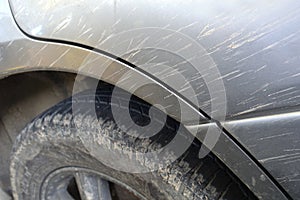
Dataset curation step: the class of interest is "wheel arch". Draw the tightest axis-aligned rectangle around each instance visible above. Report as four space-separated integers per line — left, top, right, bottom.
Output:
0 62 288 200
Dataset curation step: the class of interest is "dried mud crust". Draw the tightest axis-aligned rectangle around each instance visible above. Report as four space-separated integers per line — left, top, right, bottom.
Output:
10 85 256 200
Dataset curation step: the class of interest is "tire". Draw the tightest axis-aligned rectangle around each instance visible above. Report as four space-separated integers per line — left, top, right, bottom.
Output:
10 83 256 200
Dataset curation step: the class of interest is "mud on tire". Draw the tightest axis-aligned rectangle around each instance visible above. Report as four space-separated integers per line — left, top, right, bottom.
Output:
10 84 256 200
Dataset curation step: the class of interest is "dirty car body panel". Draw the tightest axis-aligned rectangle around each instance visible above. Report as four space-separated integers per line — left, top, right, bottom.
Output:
1 0 300 199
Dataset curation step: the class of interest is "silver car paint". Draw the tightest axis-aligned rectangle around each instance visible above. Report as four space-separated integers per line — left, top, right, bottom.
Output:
2 0 300 198
9 0 300 119
2 1 284 199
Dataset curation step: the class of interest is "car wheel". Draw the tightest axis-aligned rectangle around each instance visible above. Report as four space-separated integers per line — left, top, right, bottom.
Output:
10 84 255 200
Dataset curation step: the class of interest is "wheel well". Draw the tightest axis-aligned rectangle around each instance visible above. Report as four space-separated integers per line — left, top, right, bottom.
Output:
0 71 96 193
0 71 279 199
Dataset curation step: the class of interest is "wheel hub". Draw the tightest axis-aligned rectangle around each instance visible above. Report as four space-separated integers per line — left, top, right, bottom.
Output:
41 167 142 200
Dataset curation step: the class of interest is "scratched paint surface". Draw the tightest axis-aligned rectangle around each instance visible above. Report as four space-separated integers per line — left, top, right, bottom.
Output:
9 0 300 119
223 112 300 199
7 0 300 198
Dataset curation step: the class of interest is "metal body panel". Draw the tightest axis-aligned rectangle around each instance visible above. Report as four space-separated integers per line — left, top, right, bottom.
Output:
223 112 300 199
9 0 300 119
0 2 288 198
1 0 300 198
